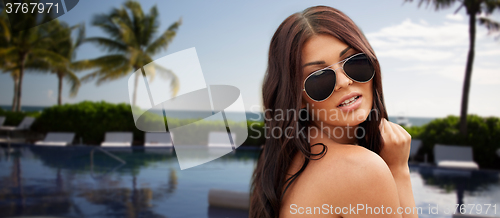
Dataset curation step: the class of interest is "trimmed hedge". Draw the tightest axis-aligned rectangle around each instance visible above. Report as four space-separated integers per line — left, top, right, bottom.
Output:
404 115 500 169
31 101 142 144
6 101 266 146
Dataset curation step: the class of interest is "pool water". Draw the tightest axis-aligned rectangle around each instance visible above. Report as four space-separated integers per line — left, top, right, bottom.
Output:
0 145 499 218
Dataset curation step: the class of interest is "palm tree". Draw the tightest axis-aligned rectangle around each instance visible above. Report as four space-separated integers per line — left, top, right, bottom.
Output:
0 0 67 111
406 0 500 136
39 20 94 105
83 0 182 106
0 11 19 111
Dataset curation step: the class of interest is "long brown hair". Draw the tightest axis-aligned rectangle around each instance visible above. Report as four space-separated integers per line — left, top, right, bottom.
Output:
249 5 388 218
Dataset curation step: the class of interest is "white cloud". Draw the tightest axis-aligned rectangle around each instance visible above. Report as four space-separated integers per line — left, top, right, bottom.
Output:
47 89 54 99
445 13 464 21
367 18 469 48
366 17 500 85
367 14 500 117
477 48 500 57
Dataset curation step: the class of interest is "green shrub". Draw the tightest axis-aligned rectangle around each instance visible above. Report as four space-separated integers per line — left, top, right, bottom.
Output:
31 101 141 144
406 115 500 169
23 101 264 146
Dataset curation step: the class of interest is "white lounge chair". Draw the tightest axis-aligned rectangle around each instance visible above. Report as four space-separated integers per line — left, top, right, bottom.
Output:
208 131 236 148
35 132 75 146
144 132 173 147
409 139 422 162
101 132 133 147
0 116 5 126
0 116 36 144
0 116 35 131
434 144 479 170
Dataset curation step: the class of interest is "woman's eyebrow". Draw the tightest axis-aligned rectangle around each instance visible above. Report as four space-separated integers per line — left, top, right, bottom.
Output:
339 46 351 57
302 46 352 68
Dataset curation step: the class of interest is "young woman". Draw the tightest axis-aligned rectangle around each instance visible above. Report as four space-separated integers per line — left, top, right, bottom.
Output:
250 5 418 218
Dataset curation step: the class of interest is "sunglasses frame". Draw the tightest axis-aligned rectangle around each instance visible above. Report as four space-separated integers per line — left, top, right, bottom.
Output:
302 53 375 102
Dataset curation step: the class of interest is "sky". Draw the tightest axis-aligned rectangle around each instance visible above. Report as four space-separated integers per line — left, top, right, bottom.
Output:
0 0 499 118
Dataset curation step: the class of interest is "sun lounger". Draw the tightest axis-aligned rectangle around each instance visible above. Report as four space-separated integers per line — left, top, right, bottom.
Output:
0 116 35 131
208 132 236 148
434 144 479 169
409 139 422 162
100 132 133 147
144 132 173 147
35 132 75 146
0 116 36 144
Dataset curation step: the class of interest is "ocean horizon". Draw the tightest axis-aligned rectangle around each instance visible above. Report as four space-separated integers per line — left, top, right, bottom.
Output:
1 105 437 127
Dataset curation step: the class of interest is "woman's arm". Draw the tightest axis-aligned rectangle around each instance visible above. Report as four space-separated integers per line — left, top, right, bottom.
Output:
389 165 417 218
379 118 418 218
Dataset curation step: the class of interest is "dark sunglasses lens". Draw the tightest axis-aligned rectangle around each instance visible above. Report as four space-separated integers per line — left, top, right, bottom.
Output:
305 69 336 101
343 54 375 82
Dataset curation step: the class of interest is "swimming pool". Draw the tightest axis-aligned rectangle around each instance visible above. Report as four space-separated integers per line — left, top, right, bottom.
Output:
0 144 499 218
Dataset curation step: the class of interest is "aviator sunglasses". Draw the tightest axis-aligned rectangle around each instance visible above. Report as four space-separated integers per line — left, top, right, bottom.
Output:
303 53 375 102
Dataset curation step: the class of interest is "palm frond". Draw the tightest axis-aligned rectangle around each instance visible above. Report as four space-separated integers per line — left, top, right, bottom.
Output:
74 23 86 48
112 17 139 47
85 37 128 53
71 59 100 71
479 17 500 38
142 5 159 45
483 0 500 14
30 48 69 66
0 11 11 42
64 70 81 97
95 63 134 85
91 12 122 38
149 63 180 97
0 47 17 57
146 17 182 55
80 54 132 84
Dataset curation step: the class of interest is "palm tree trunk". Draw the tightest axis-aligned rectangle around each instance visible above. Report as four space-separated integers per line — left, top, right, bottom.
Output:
459 7 477 136
11 75 19 112
132 70 140 106
16 53 27 112
57 72 64 105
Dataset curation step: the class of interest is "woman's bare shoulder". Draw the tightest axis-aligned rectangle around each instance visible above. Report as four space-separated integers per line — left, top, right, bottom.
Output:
309 141 389 175
281 142 401 217
307 142 399 205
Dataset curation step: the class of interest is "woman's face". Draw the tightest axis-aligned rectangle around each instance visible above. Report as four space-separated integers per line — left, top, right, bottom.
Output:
301 34 373 127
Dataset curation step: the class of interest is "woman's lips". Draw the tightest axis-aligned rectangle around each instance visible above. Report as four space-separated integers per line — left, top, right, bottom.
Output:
337 95 362 112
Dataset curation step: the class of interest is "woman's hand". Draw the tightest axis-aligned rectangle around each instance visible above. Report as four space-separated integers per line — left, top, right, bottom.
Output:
378 118 412 172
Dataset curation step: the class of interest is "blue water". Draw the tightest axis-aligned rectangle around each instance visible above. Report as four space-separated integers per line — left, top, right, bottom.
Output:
0 144 499 218
0 105 437 126
0 105 46 113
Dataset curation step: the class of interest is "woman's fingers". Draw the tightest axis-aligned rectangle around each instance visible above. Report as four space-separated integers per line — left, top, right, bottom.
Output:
391 122 411 143
384 119 396 141
378 117 412 169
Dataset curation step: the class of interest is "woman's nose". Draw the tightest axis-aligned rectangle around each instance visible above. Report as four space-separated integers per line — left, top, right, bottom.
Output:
334 68 353 91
